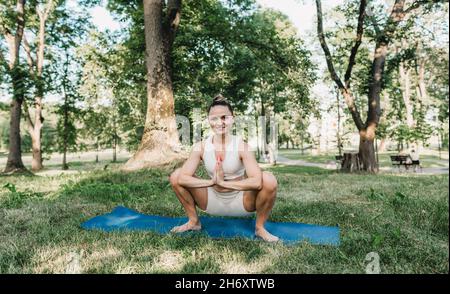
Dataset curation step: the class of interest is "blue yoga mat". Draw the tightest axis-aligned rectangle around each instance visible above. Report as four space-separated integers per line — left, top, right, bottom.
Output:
81 206 340 246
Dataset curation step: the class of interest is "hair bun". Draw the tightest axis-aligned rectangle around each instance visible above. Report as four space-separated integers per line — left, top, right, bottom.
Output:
208 94 234 115
213 94 226 102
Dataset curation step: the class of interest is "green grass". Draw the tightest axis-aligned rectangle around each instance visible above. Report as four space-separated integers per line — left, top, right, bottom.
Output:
0 163 448 273
278 150 335 164
279 149 449 168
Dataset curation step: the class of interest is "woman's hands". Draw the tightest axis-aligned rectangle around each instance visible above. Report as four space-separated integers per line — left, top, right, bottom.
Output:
212 156 236 192
212 156 225 186
212 155 247 192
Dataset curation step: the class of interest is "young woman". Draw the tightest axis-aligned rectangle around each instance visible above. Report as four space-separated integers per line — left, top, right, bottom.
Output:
169 95 279 242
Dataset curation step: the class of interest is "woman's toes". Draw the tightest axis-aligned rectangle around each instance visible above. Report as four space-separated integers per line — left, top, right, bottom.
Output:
170 222 202 233
255 227 280 242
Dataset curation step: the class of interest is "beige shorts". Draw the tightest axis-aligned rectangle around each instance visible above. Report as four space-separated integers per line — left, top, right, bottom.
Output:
203 187 254 217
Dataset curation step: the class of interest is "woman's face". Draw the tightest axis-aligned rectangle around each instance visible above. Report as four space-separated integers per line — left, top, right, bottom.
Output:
208 105 234 135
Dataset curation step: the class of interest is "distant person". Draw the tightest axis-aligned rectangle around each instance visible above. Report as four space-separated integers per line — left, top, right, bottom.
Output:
409 148 419 161
409 148 420 171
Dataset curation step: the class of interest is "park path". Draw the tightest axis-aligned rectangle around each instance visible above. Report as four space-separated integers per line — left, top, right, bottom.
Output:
0 149 132 176
276 154 335 169
275 154 449 175
0 150 447 176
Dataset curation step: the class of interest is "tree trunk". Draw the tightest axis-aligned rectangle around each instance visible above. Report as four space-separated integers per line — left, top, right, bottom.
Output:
4 97 26 173
415 45 428 105
255 112 260 161
341 152 360 172
300 133 304 155
415 53 428 148
398 43 415 128
123 0 185 171
362 39 388 173
378 138 386 152
259 98 268 161
26 95 44 171
96 137 99 163
62 99 69 170
437 130 442 159
30 123 43 171
62 150 68 170
30 11 47 171
267 115 277 165
336 86 342 156
113 136 117 163
3 1 27 174
358 126 378 172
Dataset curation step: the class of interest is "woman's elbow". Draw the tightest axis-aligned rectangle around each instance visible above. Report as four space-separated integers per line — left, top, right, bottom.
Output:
177 174 186 186
255 177 263 190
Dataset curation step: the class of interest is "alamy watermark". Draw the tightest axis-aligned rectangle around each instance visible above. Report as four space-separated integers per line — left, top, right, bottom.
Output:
65 251 82 274
173 108 280 161
365 252 381 274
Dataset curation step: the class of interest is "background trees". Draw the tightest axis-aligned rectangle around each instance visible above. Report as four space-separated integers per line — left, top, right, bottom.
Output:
0 0 448 173
1 0 96 173
315 0 447 172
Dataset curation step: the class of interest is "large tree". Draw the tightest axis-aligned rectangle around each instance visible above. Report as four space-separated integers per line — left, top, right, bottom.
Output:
315 0 445 172
21 0 94 171
121 0 183 170
0 0 27 173
21 0 56 171
107 0 316 167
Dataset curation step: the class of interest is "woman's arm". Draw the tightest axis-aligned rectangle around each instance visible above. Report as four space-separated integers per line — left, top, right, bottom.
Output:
215 142 262 191
213 175 245 191
178 142 214 188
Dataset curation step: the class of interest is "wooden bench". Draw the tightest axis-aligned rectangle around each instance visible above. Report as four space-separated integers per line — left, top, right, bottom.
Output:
335 155 343 170
390 155 421 171
341 153 361 172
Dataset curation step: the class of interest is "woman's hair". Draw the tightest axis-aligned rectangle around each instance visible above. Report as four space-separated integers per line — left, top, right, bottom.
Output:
207 94 233 115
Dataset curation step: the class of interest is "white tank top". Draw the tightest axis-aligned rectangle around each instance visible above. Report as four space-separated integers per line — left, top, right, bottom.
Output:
202 134 246 180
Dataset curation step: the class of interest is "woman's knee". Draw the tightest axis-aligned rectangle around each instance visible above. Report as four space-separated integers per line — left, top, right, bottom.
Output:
169 168 181 187
262 171 278 194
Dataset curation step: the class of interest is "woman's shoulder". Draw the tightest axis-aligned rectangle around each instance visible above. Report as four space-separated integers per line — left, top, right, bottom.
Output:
192 135 213 157
236 135 255 153
192 138 207 153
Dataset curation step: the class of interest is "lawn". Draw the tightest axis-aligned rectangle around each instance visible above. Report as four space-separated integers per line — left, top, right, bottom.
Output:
279 149 449 168
0 162 448 273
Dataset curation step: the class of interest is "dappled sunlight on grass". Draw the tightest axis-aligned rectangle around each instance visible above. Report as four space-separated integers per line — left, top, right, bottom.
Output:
278 149 449 169
264 164 335 175
0 160 448 273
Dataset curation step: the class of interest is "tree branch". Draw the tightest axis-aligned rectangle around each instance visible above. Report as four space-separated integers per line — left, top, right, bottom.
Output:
365 0 408 129
14 0 26 55
344 0 367 88
315 0 365 130
2 29 15 60
315 0 345 90
0 23 11 39
404 0 444 14
365 7 382 37
21 34 36 75
382 0 407 42
22 99 35 131
38 0 54 22
0 49 6 69
166 0 181 47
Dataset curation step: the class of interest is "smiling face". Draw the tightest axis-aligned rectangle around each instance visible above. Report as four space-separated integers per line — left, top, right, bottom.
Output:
208 105 234 135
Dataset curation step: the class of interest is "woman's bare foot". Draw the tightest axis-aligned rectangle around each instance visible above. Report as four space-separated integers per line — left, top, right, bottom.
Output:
170 221 202 233
255 227 280 242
